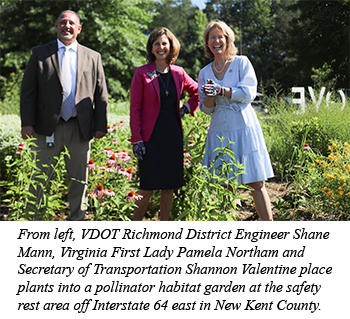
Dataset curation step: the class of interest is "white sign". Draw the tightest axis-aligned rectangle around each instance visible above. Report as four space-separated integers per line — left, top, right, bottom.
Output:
292 87 346 113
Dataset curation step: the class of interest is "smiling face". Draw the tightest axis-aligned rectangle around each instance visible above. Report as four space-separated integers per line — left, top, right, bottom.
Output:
207 27 227 57
152 34 170 62
55 12 82 46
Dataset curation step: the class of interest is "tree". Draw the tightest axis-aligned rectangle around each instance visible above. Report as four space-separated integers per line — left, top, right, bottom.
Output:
203 0 299 92
0 0 155 101
147 0 208 80
284 0 349 90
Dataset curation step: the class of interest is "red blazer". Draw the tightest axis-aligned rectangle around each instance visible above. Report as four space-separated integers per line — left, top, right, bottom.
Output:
129 62 199 143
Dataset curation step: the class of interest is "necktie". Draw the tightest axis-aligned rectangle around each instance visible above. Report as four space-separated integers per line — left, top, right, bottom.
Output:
61 47 73 121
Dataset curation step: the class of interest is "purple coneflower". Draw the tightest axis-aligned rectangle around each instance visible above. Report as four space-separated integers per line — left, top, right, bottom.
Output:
105 164 117 172
303 143 311 150
86 159 95 170
184 156 192 167
106 153 117 165
102 147 114 157
119 168 132 180
104 189 115 196
125 190 143 202
117 149 131 162
188 141 195 147
16 143 25 154
108 124 118 132
93 184 105 197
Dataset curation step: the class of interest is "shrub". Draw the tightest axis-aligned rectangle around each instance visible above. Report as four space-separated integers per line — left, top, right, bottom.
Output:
84 120 139 221
0 70 23 115
0 114 22 183
260 89 350 178
172 135 250 221
0 139 70 220
306 140 350 220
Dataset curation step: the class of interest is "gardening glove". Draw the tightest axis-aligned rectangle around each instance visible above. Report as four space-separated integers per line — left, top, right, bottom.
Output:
132 141 146 161
202 79 225 97
180 103 190 118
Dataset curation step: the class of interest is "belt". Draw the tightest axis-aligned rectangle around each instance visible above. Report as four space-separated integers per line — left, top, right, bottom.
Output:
59 117 77 122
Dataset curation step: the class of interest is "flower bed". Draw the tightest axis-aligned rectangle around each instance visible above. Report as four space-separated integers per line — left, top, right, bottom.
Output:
1 96 350 221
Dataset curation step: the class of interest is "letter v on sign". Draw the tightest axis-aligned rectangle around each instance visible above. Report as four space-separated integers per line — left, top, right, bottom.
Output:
308 86 325 112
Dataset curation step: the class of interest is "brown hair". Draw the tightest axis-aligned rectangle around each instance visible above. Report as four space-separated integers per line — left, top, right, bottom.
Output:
203 20 238 59
146 28 180 64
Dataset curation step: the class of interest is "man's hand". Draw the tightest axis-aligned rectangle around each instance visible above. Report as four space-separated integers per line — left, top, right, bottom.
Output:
94 131 106 139
21 126 35 139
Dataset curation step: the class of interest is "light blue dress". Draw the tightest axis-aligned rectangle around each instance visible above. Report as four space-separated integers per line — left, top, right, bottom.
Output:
198 55 274 185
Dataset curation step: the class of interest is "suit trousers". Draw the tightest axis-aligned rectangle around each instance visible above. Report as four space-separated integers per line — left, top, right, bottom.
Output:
26 118 90 220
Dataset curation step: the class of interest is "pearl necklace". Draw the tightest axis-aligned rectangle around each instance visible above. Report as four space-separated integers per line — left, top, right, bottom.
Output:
212 59 228 74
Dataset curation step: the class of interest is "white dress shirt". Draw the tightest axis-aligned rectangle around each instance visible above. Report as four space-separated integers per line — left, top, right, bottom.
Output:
57 39 78 117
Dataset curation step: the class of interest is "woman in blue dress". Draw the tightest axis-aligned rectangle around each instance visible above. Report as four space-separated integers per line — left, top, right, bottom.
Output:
199 20 274 221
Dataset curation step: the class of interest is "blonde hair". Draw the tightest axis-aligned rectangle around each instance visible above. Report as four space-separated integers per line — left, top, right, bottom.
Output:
146 28 180 64
203 20 238 59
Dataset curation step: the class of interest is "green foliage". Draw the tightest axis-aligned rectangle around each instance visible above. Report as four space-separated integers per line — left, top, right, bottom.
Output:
0 115 22 182
0 139 70 220
172 113 250 220
311 60 339 92
0 108 250 221
306 140 350 220
108 96 130 116
1 0 347 105
290 118 328 156
2 83 350 220
260 87 350 179
0 0 155 101
85 119 138 221
173 164 243 221
204 0 300 92
0 116 140 221
147 0 208 80
284 0 349 89
78 0 155 99
272 138 350 221
0 70 23 115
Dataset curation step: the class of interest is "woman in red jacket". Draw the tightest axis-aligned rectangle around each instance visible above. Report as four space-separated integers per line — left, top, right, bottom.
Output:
129 28 199 221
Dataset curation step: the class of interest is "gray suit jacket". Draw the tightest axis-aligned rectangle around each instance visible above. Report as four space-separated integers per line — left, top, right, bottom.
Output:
20 40 108 141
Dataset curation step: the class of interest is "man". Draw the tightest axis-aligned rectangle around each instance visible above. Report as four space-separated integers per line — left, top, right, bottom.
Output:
20 10 108 220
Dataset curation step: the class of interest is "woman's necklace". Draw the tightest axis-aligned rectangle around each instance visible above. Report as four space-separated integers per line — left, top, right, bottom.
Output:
212 59 228 74
157 71 170 96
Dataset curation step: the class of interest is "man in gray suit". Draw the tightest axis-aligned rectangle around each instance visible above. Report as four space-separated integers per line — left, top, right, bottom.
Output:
20 10 108 220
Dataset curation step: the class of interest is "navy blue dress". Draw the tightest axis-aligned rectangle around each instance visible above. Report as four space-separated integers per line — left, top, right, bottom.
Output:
139 72 184 190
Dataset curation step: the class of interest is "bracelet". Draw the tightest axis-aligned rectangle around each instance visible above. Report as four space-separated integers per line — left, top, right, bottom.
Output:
221 87 226 97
